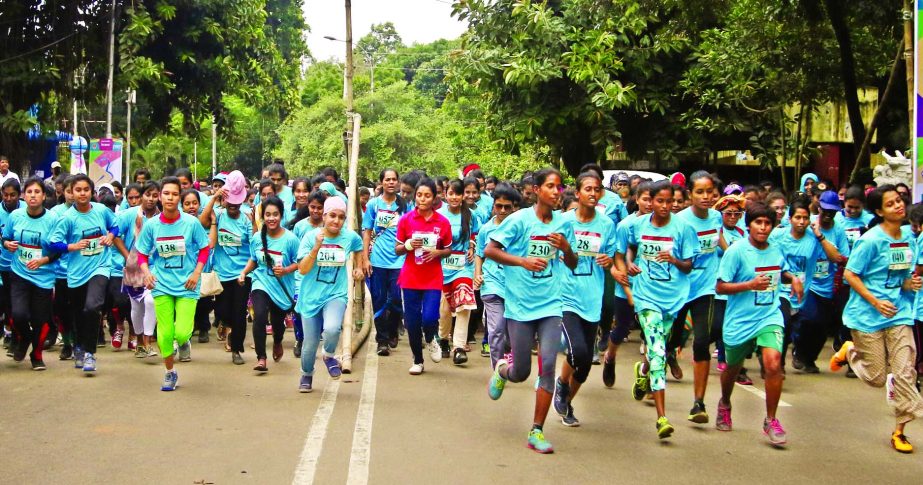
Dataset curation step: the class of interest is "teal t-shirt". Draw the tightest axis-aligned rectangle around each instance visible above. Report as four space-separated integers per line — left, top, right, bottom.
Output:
677 207 723 300
844 225 916 333
135 212 209 300
560 210 616 322
295 228 363 317
810 220 850 299
0 200 25 272
489 207 575 322
437 206 481 284
613 212 639 299
597 189 628 228
248 229 300 310
361 196 405 270
626 213 699 316
715 224 747 301
3 207 59 289
834 210 873 250
115 207 158 266
50 202 116 287
49 203 70 280
213 208 253 282
717 238 785 346
768 227 822 310
476 217 506 299
293 217 321 241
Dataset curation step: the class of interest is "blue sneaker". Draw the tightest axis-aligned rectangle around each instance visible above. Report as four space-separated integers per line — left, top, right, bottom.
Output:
299 375 313 393
323 356 342 379
488 359 508 400
74 347 85 369
82 352 96 373
161 370 178 391
553 378 570 416
527 428 554 454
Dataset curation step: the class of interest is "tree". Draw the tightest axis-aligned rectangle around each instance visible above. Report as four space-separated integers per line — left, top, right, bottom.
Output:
356 22 403 66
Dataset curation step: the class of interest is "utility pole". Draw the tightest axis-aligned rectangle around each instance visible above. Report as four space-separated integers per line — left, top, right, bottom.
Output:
105 0 117 138
903 0 914 148
125 89 135 185
211 116 217 180
345 0 354 115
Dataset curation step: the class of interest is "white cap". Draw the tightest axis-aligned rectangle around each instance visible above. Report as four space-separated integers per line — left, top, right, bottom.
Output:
51 161 62 169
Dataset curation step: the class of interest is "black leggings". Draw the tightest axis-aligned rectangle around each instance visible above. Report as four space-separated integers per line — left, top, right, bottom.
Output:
251 290 289 360
9 273 53 358
607 295 635 345
69 275 108 354
105 276 130 335
0 270 12 329
195 296 214 334
670 294 716 362
217 278 251 353
53 278 73 343
562 311 597 384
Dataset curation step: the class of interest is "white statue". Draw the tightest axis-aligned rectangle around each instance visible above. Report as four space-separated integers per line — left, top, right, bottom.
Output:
874 149 912 187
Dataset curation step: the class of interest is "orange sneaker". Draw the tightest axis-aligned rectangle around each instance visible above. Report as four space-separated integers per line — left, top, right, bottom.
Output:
829 341 853 372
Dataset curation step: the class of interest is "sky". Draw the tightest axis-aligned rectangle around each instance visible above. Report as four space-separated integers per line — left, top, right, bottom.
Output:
303 0 468 62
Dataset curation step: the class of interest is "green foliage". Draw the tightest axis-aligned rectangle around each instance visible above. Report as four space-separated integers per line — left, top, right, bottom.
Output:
356 22 404 66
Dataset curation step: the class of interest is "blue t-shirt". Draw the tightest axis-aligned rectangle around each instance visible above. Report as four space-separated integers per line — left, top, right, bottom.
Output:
49 203 70 280
676 207 723 300
248 229 300 310
597 189 628 228
293 217 321 241
135 212 209 300
627 213 699 316
361 196 405 269
844 225 916 333
811 221 850 299
768 227 822 310
489 207 575 322
295 228 363 317
476 217 506 299
50 202 116 287
715 224 747 301
3 208 59 289
834 210 873 250
0 201 25 272
718 238 785 346
213 208 253 282
115 207 158 263
437 206 481 283
560 210 616 322
613 212 640 299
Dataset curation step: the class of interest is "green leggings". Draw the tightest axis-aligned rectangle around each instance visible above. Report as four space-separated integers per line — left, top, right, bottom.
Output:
638 309 674 392
154 295 197 358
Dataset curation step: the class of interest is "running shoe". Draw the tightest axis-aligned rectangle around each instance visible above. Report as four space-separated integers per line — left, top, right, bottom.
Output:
829 340 853 372
299 375 313 393
178 342 192 362
631 361 648 401
30 356 46 371
161 370 178 391
688 400 709 424
293 340 302 358
592 353 600 365
736 372 753 385
82 352 96 373
526 428 554 454
892 431 913 453
716 361 727 373
553 378 570 417
803 362 820 374
562 404 580 427
715 400 732 431
59 344 73 361
602 355 616 388
377 343 390 356
74 347 85 368
427 340 442 363
762 417 787 446
232 352 244 365
488 359 508 400
408 363 424 375
111 329 124 349
480 343 490 357
439 338 450 359
886 373 896 407
791 354 805 370
253 358 268 373
656 416 674 439
135 346 149 359
388 337 398 349
217 323 227 341
452 348 468 365
127 338 137 351
667 353 683 380
272 342 283 362
324 356 342 379
198 331 209 344
147 346 158 358
12 345 27 362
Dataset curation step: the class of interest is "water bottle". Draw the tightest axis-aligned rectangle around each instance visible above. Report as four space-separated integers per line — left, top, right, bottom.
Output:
415 247 424 265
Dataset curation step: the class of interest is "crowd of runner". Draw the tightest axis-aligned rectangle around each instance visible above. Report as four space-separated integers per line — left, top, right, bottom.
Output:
2 157 922 455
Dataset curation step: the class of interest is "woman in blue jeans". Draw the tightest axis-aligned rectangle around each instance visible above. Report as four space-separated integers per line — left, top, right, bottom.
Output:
295 196 367 392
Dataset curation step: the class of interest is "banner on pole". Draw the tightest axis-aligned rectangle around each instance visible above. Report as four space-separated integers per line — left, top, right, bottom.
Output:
915 1 922 200
88 138 123 186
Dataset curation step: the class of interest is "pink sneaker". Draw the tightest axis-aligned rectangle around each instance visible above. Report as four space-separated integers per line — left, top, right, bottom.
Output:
763 417 787 445
111 329 124 349
127 338 137 351
716 361 727 373
715 400 732 431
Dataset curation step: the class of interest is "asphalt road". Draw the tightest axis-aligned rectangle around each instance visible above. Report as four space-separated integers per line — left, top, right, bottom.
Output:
1 330 922 484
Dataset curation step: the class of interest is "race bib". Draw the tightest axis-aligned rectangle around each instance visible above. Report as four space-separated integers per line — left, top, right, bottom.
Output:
527 235 555 260
845 228 861 246
81 235 104 257
697 229 719 254
156 236 186 258
814 259 830 277
754 266 781 293
317 244 346 267
17 244 41 264
444 251 466 270
375 210 397 229
639 235 673 262
412 231 437 250
264 249 284 269
575 231 602 257
889 242 913 271
218 229 242 247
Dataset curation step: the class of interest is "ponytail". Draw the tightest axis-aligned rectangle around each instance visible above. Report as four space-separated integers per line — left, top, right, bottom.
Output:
448 179 471 243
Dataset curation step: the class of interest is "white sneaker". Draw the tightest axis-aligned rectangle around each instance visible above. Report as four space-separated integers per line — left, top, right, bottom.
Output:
886 373 896 406
427 340 442 363
409 363 424 375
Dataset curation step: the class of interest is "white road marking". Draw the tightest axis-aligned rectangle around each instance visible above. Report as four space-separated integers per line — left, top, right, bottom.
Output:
736 383 792 407
346 336 379 485
292 378 341 484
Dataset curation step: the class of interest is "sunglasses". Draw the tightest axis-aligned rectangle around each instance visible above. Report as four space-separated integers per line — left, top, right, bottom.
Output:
722 211 743 217
494 203 514 211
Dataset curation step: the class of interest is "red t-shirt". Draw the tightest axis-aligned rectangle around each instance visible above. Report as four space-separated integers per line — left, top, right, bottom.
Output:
396 209 453 290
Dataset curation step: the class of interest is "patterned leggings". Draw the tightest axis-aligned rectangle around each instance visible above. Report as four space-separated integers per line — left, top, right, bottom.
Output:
638 309 674 392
